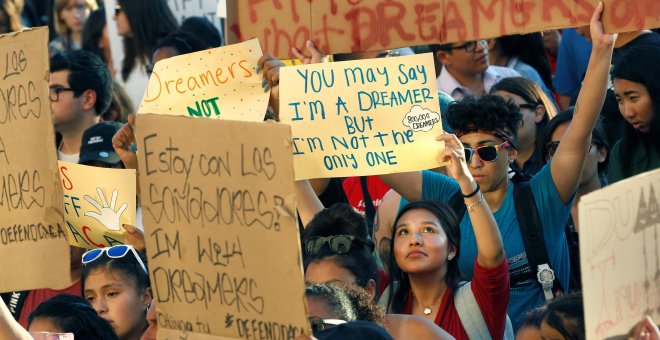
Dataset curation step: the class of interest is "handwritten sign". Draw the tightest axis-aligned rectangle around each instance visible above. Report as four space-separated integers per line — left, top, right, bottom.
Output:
138 39 269 122
579 168 660 340
57 161 136 249
0 28 71 292
279 53 444 180
227 0 660 59
136 114 310 339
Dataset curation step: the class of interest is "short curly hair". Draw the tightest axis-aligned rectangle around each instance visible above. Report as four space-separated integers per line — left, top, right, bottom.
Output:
447 95 522 147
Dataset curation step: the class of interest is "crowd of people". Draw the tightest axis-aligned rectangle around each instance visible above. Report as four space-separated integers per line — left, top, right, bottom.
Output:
1 0 660 339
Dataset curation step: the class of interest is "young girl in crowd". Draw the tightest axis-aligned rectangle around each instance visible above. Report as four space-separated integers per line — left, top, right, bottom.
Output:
609 45 660 183
50 0 97 55
490 77 558 178
113 0 178 81
379 3 614 329
82 245 152 340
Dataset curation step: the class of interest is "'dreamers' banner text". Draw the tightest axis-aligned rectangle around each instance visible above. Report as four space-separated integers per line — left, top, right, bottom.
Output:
227 0 660 59
579 168 660 340
136 115 310 339
280 53 444 180
0 28 71 292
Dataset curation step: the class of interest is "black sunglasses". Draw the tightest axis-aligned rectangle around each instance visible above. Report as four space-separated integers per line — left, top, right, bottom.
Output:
464 141 511 163
305 235 354 255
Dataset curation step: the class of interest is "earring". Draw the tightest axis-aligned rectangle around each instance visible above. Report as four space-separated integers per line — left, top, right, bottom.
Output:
447 254 454 260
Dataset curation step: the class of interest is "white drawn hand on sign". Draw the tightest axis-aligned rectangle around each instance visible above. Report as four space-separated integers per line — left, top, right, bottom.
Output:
84 188 128 231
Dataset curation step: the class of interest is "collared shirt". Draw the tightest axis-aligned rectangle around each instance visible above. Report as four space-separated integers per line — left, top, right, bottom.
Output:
437 65 520 101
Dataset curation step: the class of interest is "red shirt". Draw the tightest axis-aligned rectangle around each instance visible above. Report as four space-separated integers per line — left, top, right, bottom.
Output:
18 280 82 328
402 259 509 340
342 176 391 215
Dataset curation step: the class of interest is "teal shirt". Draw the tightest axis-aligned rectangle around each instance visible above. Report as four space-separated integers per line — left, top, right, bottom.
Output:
608 140 660 184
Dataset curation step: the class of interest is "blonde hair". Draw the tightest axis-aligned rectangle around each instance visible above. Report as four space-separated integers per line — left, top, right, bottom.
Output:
53 0 97 35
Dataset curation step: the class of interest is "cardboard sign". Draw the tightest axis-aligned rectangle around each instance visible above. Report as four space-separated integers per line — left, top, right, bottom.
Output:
138 39 269 122
579 168 660 340
57 161 136 249
227 0 660 59
279 53 444 180
0 28 71 292
136 114 310 339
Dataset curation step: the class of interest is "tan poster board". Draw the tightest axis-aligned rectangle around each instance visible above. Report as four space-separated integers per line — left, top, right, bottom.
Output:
227 0 660 59
57 161 136 249
136 114 310 339
579 168 660 340
0 28 71 292
138 39 269 122
279 53 444 180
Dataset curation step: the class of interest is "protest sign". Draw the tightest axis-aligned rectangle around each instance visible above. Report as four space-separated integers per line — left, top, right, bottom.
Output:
57 161 136 249
0 28 71 292
279 53 444 180
136 114 310 339
227 0 660 59
138 39 269 122
579 168 660 340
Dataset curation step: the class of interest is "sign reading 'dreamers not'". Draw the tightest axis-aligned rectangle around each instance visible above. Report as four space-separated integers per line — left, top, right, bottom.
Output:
0 28 71 292
138 39 269 122
279 52 445 180
579 168 660 340
136 114 310 339
227 0 660 59
58 161 136 249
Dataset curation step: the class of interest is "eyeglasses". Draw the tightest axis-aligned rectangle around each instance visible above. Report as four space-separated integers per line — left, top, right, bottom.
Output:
49 86 75 102
546 141 594 158
82 245 147 274
464 141 511 163
448 40 488 53
308 317 346 333
114 4 122 16
304 235 354 255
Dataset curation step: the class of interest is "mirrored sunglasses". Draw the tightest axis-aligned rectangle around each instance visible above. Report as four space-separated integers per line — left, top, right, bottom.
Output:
305 235 355 255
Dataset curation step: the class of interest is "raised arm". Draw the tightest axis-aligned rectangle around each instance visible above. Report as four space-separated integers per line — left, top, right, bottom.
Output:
378 171 423 202
295 179 325 227
551 1 615 203
438 134 504 268
0 299 31 340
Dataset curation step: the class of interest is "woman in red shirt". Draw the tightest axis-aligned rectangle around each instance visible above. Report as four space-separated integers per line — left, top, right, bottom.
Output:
383 132 510 340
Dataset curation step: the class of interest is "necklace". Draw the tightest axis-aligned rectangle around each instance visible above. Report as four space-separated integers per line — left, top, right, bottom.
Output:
412 292 443 315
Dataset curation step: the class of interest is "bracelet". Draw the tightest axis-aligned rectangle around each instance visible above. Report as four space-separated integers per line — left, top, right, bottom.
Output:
466 196 483 213
462 183 480 198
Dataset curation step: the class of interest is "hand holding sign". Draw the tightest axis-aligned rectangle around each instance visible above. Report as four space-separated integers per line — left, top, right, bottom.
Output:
84 188 128 231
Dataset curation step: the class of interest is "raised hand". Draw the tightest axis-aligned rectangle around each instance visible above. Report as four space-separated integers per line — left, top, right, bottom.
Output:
436 133 472 183
112 113 137 169
291 40 326 65
84 188 128 231
590 1 617 50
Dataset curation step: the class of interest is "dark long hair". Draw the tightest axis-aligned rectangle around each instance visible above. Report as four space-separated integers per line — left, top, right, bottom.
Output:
117 0 178 80
611 45 660 178
497 33 554 91
386 201 462 313
81 8 106 63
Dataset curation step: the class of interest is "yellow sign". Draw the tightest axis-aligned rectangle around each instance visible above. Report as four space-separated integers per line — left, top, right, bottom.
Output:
139 39 269 122
579 168 660 340
136 114 310 339
0 28 71 292
279 53 444 180
58 161 136 249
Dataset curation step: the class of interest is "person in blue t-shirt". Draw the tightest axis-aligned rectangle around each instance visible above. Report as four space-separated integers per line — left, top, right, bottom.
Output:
379 3 615 330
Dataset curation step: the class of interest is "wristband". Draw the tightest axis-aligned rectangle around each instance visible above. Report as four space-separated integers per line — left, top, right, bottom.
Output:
462 183 480 198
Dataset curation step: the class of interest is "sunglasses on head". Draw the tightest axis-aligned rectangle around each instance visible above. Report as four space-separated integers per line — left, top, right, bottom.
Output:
464 141 511 163
308 317 346 333
305 235 354 255
82 245 147 274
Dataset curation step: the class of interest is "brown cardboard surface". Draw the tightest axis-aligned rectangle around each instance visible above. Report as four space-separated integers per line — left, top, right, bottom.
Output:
579 168 660 340
0 28 71 292
226 0 660 59
136 115 310 339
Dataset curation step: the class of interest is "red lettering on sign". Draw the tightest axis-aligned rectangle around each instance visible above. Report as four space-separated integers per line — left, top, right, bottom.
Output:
82 225 106 248
470 0 506 38
511 0 535 28
442 1 468 42
610 0 637 29
376 1 416 46
543 0 575 25
345 7 378 51
264 19 310 57
59 166 73 191
415 3 441 41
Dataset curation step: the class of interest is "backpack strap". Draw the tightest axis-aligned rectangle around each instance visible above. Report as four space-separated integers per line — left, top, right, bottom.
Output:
513 182 563 300
454 282 515 340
